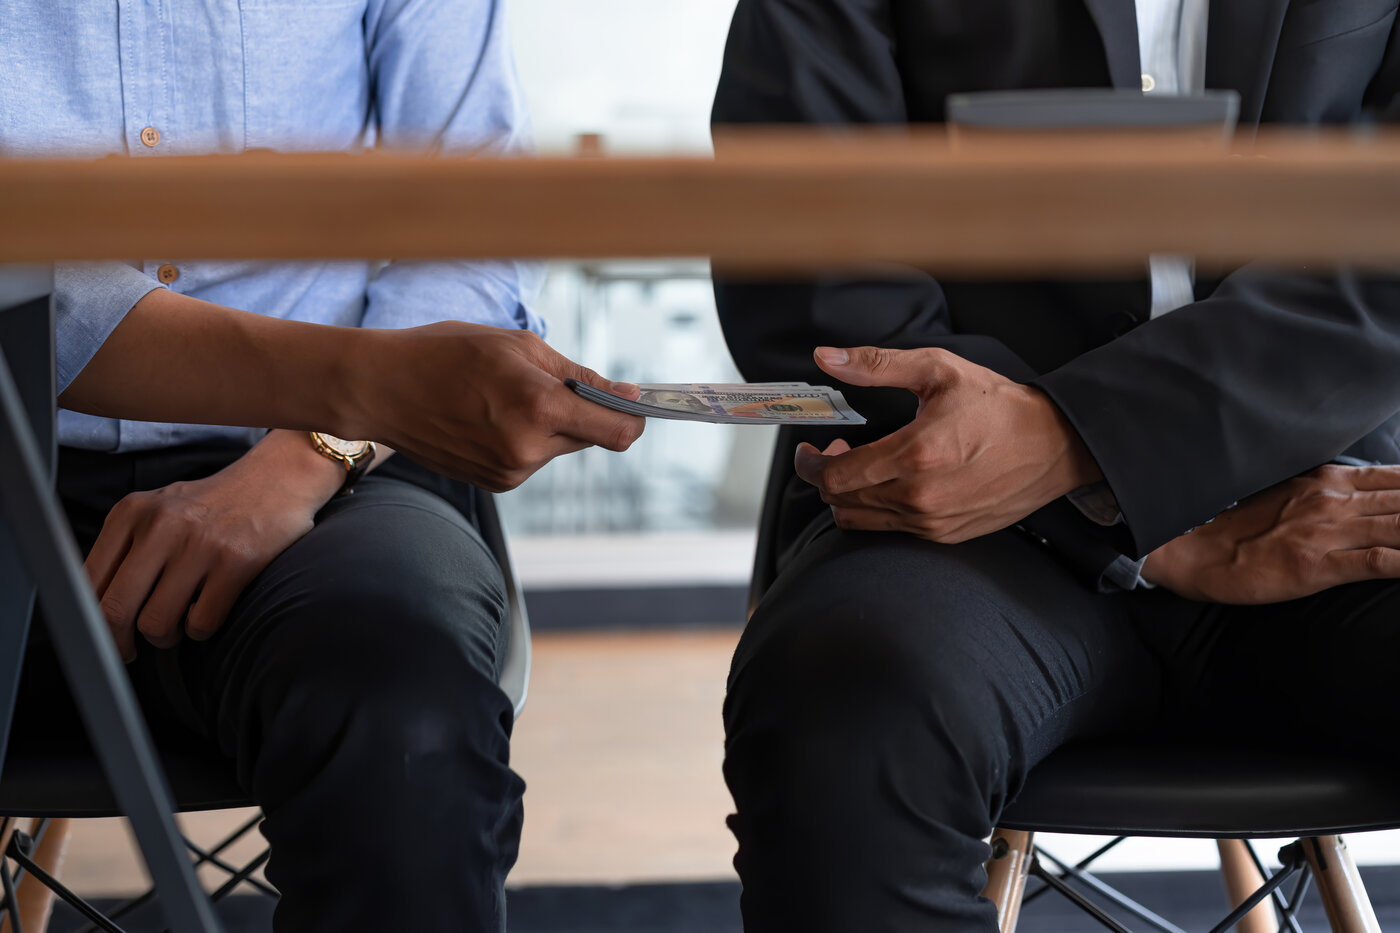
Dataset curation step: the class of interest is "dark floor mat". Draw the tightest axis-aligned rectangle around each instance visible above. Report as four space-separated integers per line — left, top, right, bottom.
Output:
46 866 1400 932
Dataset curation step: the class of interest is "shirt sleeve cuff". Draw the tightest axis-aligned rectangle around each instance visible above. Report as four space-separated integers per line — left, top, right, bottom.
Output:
54 263 163 394
1066 481 1125 527
1101 553 1152 592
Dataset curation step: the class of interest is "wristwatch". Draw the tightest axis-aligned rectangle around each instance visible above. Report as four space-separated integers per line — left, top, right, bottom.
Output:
309 432 377 496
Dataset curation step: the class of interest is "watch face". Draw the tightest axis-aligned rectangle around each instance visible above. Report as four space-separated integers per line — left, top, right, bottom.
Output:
316 434 369 459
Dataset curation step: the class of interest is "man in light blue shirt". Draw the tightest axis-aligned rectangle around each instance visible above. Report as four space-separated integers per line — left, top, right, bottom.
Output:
1 3 641 930
3 0 544 448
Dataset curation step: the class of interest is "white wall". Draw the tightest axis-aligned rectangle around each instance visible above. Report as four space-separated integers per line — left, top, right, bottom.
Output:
508 0 739 153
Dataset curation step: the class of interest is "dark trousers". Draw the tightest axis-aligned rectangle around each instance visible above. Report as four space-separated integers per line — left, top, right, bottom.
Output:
724 513 1400 933
12 445 523 933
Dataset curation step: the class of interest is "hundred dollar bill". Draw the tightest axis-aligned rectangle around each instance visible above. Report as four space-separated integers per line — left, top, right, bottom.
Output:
565 380 866 425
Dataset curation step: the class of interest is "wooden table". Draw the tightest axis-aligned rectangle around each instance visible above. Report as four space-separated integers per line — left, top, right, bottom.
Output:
3 129 1399 273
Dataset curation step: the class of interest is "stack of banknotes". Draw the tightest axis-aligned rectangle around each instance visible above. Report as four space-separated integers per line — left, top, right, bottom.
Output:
566 380 866 425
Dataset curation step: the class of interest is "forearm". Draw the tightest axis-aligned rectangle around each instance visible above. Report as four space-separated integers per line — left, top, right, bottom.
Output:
58 291 642 491
60 287 368 438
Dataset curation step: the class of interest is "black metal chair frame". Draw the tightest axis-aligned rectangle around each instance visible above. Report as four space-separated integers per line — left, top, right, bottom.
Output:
0 814 272 933
0 265 221 932
981 826 1388 933
1007 834 1315 933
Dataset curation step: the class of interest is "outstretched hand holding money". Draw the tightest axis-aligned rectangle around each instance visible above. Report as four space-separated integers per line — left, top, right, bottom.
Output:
362 324 648 491
63 291 649 494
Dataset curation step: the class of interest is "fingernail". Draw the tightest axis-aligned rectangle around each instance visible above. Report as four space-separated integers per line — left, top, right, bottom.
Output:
815 347 849 366
609 381 639 396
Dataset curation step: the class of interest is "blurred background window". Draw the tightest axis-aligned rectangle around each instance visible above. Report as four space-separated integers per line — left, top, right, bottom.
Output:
498 0 768 616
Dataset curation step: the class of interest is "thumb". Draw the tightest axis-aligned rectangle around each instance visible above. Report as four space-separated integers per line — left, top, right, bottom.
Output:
813 346 939 390
537 347 640 400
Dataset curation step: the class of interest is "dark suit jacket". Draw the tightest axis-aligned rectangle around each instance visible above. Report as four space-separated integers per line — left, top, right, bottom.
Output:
712 0 1400 581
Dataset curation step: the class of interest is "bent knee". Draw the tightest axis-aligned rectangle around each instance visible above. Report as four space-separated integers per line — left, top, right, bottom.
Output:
251 599 512 748
726 600 1013 772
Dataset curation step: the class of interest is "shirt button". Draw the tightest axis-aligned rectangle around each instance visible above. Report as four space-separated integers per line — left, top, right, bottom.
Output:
1141 74 1156 93
140 126 161 148
157 264 179 284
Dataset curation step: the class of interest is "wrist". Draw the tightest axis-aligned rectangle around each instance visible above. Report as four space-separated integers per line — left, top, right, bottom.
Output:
326 327 390 443
269 318 380 441
231 430 347 510
1061 434 1105 498
1140 548 1170 587
1024 385 1104 496
1140 540 1200 596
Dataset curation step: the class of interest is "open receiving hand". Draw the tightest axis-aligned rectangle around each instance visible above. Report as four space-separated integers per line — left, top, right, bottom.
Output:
356 323 645 492
84 453 327 660
793 346 1103 544
1143 464 1400 604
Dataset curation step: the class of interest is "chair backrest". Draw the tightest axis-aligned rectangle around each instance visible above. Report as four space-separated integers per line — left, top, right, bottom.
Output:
749 425 799 618
0 263 55 772
0 266 56 470
473 488 532 718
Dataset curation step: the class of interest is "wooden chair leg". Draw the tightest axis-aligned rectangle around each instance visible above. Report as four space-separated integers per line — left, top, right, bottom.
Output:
12 818 72 933
0 812 13 930
0 818 19 933
1218 839 1279 933
1303 835 1382 933
981 828 1033 933
0 819 15 867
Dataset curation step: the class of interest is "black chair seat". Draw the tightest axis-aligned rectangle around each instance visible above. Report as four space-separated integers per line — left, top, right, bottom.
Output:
0 747 249 818
999 739 1400 839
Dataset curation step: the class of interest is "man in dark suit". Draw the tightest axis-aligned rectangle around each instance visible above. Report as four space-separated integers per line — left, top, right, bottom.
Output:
712 0 1400 929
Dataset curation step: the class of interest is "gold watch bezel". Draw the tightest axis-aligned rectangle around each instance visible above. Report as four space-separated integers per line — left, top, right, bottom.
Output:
310 432 374 471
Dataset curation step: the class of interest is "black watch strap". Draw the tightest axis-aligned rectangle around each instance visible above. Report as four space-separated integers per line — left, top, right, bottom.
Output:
337 450 374 496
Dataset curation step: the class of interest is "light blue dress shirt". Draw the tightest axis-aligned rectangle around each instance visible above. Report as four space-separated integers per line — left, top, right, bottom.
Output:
0 0 544 451
1137 0 1209 319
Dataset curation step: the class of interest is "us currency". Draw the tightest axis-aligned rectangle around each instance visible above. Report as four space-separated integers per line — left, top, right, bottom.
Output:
565 380 866 425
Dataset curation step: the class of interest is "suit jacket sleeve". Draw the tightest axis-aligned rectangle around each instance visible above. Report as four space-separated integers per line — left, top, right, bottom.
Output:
1039 8 1400 557
1035 267 1400 556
